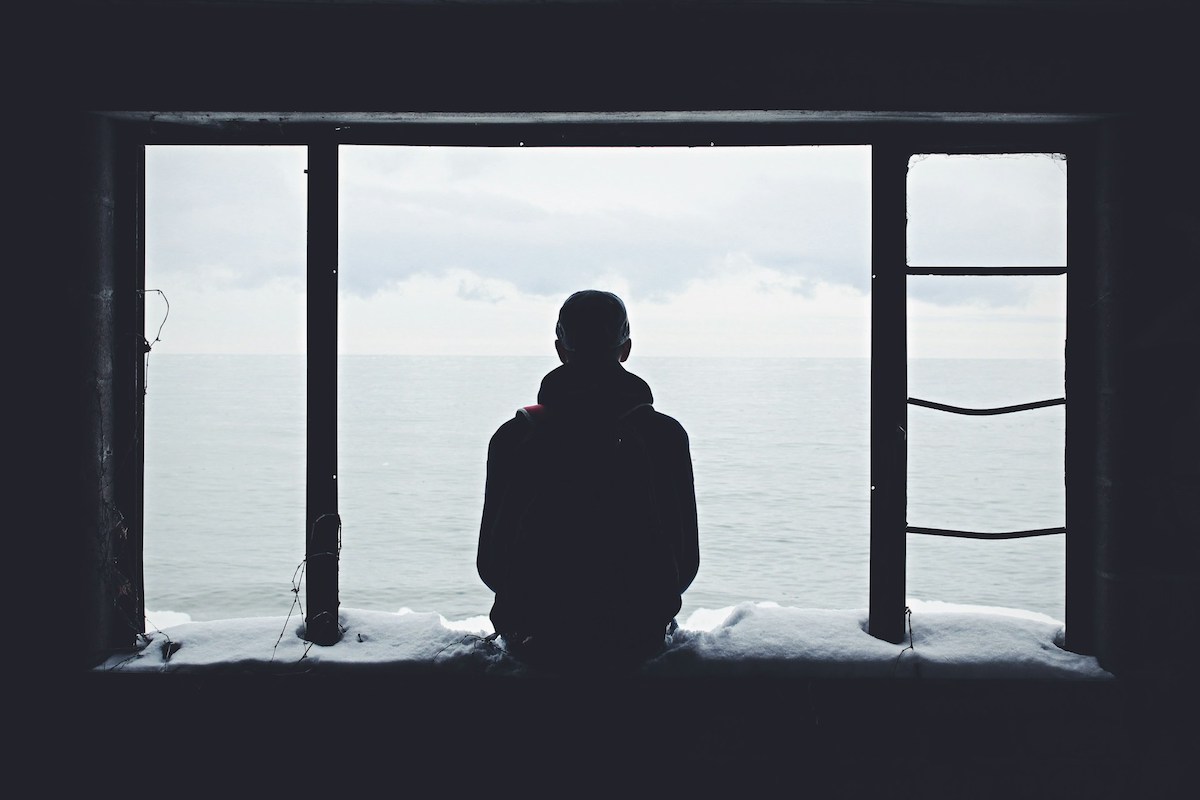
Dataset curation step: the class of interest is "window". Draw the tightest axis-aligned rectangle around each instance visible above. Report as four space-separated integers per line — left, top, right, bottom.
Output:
869 143 1083 645
907 154 1068 618
142 146 307 626
129 117 1096 653
145 142 874 627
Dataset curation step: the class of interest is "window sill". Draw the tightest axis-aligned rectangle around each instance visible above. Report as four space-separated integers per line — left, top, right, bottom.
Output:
97 602 1111 680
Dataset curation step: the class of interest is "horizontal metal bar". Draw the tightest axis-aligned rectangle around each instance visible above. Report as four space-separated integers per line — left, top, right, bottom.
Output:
106 112 1102 148
907 526 1066 540
908 397 1065 415
906 266 1067 275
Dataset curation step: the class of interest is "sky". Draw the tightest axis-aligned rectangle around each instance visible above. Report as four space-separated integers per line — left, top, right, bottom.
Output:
106 599 1109 679
144 145 1068 359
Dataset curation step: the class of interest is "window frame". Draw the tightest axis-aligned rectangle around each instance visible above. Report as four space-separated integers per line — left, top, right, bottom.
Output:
870 141 1087 646
121 113 1101 654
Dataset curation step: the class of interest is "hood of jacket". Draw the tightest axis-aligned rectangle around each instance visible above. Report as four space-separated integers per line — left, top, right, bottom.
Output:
536 362 653 420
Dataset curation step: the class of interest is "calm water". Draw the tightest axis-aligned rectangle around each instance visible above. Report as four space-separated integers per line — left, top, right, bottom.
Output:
143 355 1066 625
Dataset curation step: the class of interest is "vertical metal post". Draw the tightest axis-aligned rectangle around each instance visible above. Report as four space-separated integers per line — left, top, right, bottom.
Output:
1081 122 1123 667
305 138 341 646
1064 133 1099 655
113 133 147 637
79 113 137 663
868 144 908 644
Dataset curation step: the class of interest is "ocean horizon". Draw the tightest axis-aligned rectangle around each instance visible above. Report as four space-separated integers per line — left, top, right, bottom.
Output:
142 354 1066 627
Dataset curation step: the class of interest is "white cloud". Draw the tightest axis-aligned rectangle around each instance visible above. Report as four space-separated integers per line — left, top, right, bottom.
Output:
145 145 1068 357
337 145 872 298
632 257 870 358
332 259 869 358
337 270 557 356
907 276 1067 359
907 152 1067 270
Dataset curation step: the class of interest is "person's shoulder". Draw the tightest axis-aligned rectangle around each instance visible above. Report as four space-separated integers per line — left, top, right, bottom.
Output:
488 413 532 448
638 406 691 441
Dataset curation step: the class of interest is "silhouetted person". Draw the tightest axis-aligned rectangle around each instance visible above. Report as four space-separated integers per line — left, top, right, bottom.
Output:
478 290 699 673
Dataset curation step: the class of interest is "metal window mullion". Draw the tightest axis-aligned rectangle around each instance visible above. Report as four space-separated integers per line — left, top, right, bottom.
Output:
906 266 1067 276
869 144 909 644
305 139 341 646
1064 134 1102 656
115 133 147 640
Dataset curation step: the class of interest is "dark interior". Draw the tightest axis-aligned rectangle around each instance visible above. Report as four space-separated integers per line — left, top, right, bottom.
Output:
20 0 1198 793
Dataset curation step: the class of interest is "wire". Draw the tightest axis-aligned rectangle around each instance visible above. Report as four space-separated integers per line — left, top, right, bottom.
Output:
270 558 308 664
140 288 169 396
893 606 916 676
432 632 505 660
141 288 170 349
272 514 344 663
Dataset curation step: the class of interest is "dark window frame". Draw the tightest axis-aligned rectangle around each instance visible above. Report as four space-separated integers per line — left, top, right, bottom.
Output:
119 113 1101 655
871 141 1087 646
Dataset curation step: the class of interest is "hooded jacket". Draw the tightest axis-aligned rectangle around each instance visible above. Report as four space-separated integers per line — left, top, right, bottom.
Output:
477 361 699 651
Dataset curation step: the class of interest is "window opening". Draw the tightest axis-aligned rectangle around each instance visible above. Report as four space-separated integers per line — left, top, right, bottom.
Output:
139 137 1080 643
873 152 1068 632
142 145 308 626
335 145 873 624
907 152 1068 269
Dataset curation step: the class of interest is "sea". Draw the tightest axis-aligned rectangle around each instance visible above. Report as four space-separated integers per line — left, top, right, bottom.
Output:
142 354 1067 627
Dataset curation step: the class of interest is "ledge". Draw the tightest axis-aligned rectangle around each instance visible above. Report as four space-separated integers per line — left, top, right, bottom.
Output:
62 604 1169 796
98 601 1111 679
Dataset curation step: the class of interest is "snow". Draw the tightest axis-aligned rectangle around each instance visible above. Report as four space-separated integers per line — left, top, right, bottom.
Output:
100 600 1111 679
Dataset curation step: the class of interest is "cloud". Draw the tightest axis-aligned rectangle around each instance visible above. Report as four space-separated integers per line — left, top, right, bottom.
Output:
337 145 872 299
143 145 1069 357
905 153 1067 309
146 146 307 288
332 259 870 358
907 275 1067 359
146 146 1066 308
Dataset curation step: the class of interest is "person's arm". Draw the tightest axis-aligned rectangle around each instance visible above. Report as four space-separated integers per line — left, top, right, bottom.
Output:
675 425 700 594
477 419 523 593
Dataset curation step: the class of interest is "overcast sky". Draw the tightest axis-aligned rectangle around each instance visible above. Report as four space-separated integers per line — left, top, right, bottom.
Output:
144 145 1066 359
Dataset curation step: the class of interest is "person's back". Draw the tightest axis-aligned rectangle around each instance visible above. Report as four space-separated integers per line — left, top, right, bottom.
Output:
477 291 699 673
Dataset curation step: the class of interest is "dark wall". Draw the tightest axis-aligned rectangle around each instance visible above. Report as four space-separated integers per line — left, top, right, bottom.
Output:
15 2 1196 115
1101 117 1200 680
15 3 1197 795
23 0 1199 677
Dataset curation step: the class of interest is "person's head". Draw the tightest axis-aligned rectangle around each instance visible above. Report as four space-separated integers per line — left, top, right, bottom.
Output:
554 290 632 365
